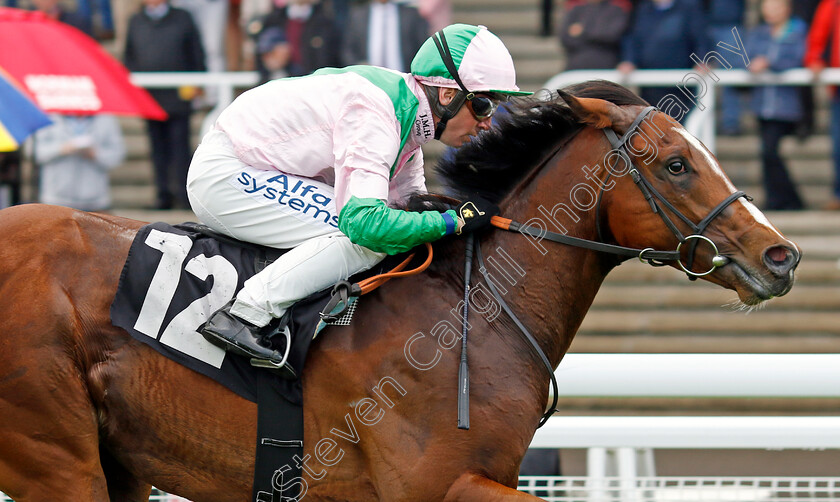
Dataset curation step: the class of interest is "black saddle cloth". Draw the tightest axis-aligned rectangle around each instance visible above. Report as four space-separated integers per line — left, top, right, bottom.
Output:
110 221 416 501
110 221 409 404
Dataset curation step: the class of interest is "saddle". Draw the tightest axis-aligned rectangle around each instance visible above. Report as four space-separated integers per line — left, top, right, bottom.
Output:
110 221 425 401
110 221 429 501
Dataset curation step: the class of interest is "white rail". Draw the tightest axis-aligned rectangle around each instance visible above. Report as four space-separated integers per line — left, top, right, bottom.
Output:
532 416 840 449
544 68 840 154
517 476 840 502
130 71 260 136
529 353 840 501
553 353 840 398
128 68 840 152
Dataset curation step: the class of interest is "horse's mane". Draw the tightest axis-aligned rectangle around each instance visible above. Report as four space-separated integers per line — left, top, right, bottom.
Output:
413 80 648 208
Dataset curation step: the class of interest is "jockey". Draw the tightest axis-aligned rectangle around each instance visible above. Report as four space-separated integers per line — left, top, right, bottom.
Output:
187 24 530 373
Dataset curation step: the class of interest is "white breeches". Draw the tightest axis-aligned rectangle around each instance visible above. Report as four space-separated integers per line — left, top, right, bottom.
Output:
186 130 386 326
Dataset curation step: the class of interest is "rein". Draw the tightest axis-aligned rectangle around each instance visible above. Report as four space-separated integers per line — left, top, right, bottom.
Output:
319 243 433 322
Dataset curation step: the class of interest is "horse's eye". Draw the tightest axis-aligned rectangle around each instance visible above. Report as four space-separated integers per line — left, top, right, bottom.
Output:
667 161 687 175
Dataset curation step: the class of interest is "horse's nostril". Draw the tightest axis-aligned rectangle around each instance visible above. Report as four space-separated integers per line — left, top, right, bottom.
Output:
766 246 789 264
763 245 797 275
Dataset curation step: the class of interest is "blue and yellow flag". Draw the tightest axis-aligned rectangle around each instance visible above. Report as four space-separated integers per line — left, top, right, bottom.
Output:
0 68 51 152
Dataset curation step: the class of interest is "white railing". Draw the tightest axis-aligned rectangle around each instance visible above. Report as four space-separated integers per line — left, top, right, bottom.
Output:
525 353 840 501
544 68 840 154
551 353 840 397
130 71 260 137
130 68 840 156
516 476 840 501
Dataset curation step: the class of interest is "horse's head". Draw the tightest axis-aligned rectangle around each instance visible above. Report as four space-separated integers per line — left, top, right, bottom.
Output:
559 88 799 305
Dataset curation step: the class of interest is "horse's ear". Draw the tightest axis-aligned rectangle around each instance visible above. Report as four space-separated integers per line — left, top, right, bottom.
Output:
557 89 634 132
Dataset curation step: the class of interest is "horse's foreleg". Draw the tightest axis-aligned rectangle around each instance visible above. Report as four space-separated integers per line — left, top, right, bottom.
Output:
444 473 543 501
100 445 153 501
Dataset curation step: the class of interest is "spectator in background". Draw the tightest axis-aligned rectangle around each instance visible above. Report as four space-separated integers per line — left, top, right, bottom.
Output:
791 0 820 141
805 0 840 210
34 114 125 211
30 0 94 36
540 0 553 36
256 0 340 77
341 0 428 72
239 0 276 71
559 0 631 71
124 0 206 210
618 0 708 110
418 0 449 33
705 0 746 135
793 0 821 23
173 0 229 95
77 0 115 40
256 26 291 83
0 151 22 209
747 0 806 211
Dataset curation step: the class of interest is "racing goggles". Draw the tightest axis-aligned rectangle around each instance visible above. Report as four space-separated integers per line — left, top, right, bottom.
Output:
464 93 499 121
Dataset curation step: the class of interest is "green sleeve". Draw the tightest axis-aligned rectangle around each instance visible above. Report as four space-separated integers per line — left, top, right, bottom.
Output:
338 196 459 255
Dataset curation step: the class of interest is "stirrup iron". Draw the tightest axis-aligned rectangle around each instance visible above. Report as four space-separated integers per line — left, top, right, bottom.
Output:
250 323 294 377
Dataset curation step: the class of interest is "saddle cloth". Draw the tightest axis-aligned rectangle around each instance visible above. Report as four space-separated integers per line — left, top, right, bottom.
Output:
110 221 362 501
110 221 337 403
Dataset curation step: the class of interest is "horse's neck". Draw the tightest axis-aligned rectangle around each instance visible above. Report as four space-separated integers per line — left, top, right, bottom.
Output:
476 221 608 369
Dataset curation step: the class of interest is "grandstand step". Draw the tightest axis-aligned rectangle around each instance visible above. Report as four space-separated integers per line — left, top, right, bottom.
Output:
455 0 544 11
716 135 832 161
763 210 840 234
111 208 198 225
772 235 840 259
569 332 840 354
111 160 153 184
117 114 206 134
111 185 158 209
514 59 564 91
702 184 834 208
496 35 562 61
577 310 840 336
721 158 832 185
123 135 150 160
591 284 840 311
453 10 548 37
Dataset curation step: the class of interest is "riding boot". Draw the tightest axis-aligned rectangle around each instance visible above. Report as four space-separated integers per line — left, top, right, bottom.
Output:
201 300 293 376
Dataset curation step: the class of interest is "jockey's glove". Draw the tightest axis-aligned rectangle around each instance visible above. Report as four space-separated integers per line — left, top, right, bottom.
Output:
456 196 500 234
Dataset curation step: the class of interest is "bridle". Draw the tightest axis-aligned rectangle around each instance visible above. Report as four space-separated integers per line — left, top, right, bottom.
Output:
493 106 749 278
459 105 750 429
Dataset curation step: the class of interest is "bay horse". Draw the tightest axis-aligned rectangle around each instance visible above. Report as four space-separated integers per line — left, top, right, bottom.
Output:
0 81 799 501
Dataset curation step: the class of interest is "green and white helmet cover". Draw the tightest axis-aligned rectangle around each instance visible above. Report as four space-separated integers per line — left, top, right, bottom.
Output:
411 24 532 96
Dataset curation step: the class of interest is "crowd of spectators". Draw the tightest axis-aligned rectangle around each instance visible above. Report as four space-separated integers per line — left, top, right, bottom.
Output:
2 0 452 210
6 0 840 211
559 0 840 210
